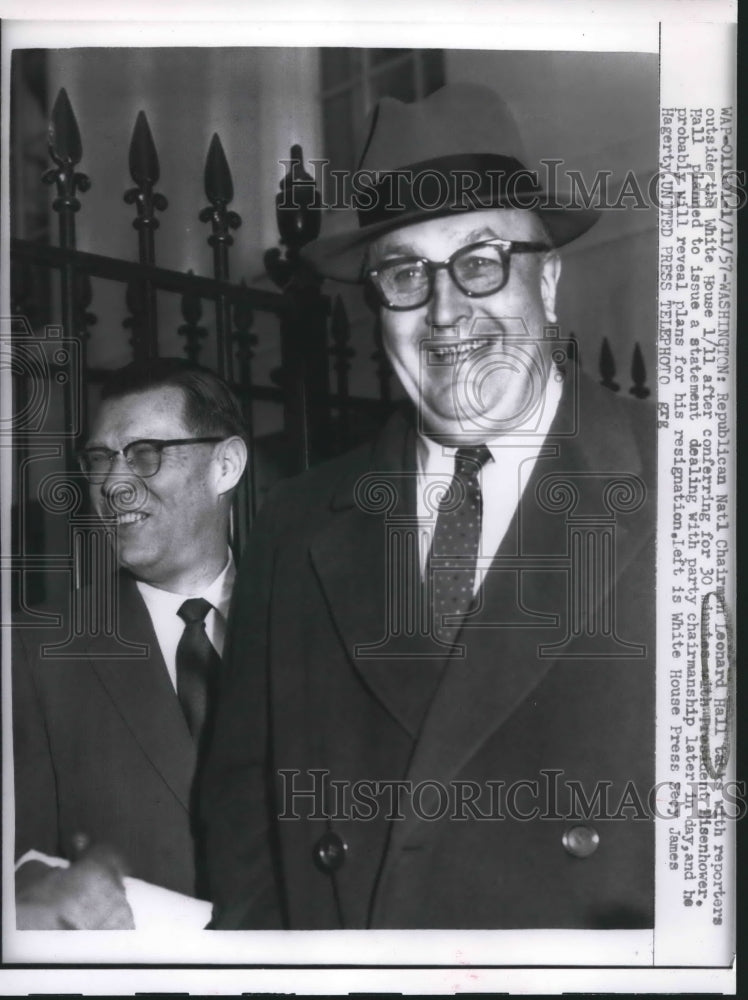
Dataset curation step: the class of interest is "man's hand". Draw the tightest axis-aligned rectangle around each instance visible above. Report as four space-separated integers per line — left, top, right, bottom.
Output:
16 840 135 930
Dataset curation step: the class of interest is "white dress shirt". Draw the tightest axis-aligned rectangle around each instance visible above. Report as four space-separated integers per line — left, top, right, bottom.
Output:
416 371 563 594
135 554 235 690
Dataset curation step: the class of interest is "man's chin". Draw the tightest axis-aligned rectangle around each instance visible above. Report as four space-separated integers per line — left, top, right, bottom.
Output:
115 544 153 578
419 399 536 444
419 410 492 446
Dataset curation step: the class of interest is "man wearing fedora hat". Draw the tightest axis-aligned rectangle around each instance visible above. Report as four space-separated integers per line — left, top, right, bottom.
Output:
204 83 655 930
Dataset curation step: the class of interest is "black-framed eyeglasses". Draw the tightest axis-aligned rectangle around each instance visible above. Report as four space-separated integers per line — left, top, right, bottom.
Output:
365 237 550 311
77 437 225 482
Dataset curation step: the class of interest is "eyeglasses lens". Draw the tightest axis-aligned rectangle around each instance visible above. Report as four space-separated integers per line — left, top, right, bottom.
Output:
80 443 161 480
375 243 507 308
379 261 430 308
125 442 160 477
452 245 505 293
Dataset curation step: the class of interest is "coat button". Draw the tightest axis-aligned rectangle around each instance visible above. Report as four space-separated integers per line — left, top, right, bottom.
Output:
562 824 600 858
313 831 348 872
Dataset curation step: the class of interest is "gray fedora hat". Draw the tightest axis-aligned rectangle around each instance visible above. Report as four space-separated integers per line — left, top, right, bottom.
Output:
303 82 600 283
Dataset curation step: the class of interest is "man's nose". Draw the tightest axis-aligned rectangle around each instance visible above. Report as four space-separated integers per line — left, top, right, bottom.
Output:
99 454 141 505
426 268 472 329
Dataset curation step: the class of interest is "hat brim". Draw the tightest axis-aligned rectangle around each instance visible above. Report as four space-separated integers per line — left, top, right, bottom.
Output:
302 198 601 284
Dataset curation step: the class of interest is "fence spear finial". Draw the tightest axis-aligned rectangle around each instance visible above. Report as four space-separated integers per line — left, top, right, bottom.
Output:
630 342 650 399
43 88 91 210
47 87 82 165
124 110 168 251
599 336 620 392
275 144 321 251
204 133 234 205
128 110 160 187
200 133 241 251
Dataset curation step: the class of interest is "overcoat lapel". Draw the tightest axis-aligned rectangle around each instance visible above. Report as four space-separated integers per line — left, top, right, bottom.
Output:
89 573 196 811
309 409 446 738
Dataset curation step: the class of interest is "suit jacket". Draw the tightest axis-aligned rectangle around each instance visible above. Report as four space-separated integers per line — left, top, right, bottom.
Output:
13 572 202 897
204 375 656 929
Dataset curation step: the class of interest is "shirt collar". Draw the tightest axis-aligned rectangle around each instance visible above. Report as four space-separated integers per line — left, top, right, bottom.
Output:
135 551 235 619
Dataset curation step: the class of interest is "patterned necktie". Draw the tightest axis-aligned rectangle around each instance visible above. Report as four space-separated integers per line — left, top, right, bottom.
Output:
429 444 492 646
176 597 221 743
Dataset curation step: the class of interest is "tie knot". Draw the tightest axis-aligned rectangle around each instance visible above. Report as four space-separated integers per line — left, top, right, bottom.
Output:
454 444 491 478
178 597 213 625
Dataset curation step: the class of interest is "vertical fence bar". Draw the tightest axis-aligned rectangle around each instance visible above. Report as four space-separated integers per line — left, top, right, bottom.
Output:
330 296 354 452
124 111 167 361
42 88 90 453
200 133 241 380
371 312 393 406
74 272 97 437
178 275 209 362
266 145 329 472
281 279 331 471
232 281 257 547
123 278 149 362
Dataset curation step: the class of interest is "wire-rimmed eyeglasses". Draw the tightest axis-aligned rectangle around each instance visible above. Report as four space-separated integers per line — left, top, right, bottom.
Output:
365 237 550 311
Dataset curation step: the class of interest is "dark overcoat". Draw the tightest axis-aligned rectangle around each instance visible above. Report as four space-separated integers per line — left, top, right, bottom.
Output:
13 573 202 897
204 375 656 929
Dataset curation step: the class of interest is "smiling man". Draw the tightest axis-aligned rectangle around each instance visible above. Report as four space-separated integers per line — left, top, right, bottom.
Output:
13 358 247 926
366 211 559 444
204 84 656 930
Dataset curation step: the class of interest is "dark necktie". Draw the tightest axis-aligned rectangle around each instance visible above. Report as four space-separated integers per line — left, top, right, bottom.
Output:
429 444 492 646
176 597 221 743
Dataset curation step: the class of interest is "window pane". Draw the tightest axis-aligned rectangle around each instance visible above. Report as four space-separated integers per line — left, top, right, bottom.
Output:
422 50 446 95
323 89 356 171
370 61 416 104
320 49 446 191
370 48 413 67
320 48 353 90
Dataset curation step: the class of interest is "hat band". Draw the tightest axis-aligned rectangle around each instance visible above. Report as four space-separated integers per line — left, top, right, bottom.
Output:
355 153 543 228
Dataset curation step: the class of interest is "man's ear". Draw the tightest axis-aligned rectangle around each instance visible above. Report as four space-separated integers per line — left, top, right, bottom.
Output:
540 252 561 323
213 436 248 497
